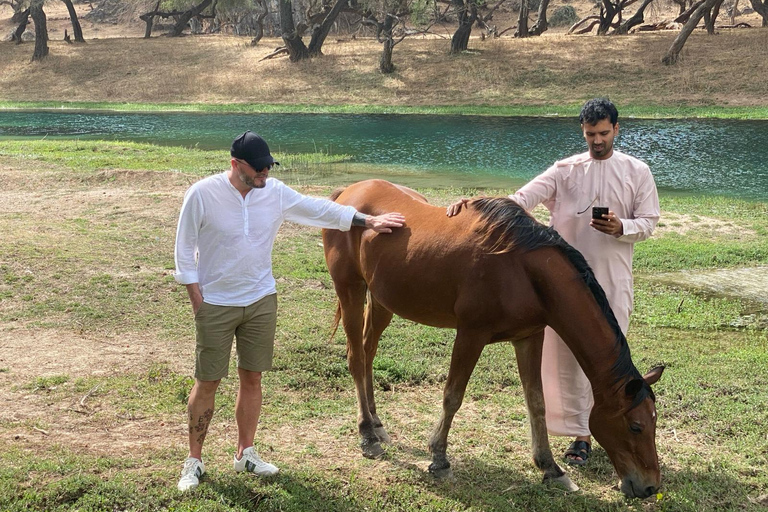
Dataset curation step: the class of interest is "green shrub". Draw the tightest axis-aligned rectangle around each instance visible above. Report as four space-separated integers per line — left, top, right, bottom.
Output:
550 5 579 26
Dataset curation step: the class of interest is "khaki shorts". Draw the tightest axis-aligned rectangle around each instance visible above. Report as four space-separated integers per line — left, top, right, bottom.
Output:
194 294 278 381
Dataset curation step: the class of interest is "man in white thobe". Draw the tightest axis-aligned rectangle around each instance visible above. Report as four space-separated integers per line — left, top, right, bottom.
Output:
447 98 660 465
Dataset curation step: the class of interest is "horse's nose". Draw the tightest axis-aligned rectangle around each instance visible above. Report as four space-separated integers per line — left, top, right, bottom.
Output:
643 486 658 499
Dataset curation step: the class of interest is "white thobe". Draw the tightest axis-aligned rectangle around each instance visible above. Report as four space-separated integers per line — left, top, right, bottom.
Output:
511 150 660 436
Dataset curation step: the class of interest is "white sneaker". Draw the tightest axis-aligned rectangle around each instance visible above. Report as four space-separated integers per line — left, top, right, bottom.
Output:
177 457 205 491
234 447 279 476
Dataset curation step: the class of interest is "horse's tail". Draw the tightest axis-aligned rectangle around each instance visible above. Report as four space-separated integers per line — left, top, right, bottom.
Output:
329 187 346 202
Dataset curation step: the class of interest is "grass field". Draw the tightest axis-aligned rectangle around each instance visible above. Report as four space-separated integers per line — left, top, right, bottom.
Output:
0 140 766 511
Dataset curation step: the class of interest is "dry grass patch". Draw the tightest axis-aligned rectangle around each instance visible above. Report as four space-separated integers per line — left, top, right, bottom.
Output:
2 20 768 107
656 212 758 240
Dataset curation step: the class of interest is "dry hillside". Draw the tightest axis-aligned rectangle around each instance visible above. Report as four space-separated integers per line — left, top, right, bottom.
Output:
1 0 767 107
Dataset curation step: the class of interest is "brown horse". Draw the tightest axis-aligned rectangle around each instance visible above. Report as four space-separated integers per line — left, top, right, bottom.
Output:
322 179 664 499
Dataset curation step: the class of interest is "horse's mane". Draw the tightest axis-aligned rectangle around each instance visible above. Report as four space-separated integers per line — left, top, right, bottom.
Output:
470 197 654 407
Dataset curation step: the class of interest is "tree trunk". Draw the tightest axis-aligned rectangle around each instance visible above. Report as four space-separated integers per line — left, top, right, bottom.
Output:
750 0 768 25
250 0 269 45
597 0 620 34
142 15 155 38
12 7 29 44
450 0 477 53
279 0 310 61
675 0 705 23
307 0 349 56
671 0 687 15
379 16 396 73
170 0 212 37
29 0 48 61
704 0 724 33
61 0 84 42
529 0 550 35
140 1 160 38
616 0 653 33
662 0 718 64
515 0 530 37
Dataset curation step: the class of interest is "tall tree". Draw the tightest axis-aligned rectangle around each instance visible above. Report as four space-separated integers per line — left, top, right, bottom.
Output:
61 0 85 42
703 0 724 33
528 0 550 36
450 0 477 52
170 0 214 36
11 7 30 43
278 0 360 61
363 12 398 72
514 0 529 37
279 0 310 60
615 0 653 33
29 0 48 61
662 0 719 64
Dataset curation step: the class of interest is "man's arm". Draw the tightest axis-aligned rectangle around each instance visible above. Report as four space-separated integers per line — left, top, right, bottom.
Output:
616 168 660 243
186 283 204 315
173 189 202 291
352 212 406 233
281 184 405 233
446 164 559 218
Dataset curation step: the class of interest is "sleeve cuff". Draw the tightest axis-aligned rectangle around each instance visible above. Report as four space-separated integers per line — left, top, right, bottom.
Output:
340 206 357 231
174 270 199 285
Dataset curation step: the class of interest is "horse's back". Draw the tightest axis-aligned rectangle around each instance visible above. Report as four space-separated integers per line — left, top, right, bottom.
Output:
324 180 521 328
333 179 430 214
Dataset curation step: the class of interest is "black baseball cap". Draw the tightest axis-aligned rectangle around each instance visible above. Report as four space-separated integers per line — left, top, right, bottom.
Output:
231 131 280 170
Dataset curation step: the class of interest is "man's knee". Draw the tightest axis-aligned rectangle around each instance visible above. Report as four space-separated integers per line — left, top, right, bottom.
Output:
238 368 263 388
193 378 221 397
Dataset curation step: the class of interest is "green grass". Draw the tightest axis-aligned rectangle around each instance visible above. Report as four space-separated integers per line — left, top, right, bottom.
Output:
0 141 766 511
0 139 351 174
2 101 768 119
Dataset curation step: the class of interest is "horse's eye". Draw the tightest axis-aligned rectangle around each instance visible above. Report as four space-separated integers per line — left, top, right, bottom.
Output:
630 423 643 434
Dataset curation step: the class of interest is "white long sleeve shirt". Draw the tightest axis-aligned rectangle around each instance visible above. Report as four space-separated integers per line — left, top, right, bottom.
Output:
174 174 357 307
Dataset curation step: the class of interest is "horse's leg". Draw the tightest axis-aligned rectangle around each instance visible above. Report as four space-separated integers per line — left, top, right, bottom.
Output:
363 291 394 444
428 328 487 478
337 279 384 458
513 332 579 492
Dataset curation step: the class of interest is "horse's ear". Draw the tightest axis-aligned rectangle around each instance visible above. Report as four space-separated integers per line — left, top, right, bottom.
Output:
624 378 644 398
642 366 665 386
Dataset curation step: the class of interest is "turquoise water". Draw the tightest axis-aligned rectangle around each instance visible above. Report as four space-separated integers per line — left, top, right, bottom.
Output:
1 111 766 200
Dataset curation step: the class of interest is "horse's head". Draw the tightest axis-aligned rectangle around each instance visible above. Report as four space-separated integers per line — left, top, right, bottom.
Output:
589 366 665 499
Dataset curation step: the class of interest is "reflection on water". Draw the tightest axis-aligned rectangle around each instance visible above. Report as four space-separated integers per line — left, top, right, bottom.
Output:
278 162 527 191
1 111 766 200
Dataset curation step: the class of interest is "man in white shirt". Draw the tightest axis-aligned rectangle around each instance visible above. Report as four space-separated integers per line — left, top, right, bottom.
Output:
447 99 660 466
174 131 405 491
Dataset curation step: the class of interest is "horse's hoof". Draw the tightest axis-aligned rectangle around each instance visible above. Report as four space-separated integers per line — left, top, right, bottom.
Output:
544 474 579 492
361 441 385 459
428 464 454 480
374 427 392 444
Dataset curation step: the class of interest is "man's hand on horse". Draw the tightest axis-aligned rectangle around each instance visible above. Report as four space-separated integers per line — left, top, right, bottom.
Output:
367 212 406 233
446 198 471 217
590 210 624 236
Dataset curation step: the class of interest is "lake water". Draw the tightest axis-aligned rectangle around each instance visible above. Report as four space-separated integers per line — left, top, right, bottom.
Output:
1 111 766 200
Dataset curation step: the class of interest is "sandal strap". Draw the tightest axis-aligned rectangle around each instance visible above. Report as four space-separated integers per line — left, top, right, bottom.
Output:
565 440 591 457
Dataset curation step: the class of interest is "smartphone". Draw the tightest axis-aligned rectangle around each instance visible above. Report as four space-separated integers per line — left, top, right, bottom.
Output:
592 206 609 220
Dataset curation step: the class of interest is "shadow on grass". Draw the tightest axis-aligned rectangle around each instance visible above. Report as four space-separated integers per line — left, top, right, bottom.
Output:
373 440 760 511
